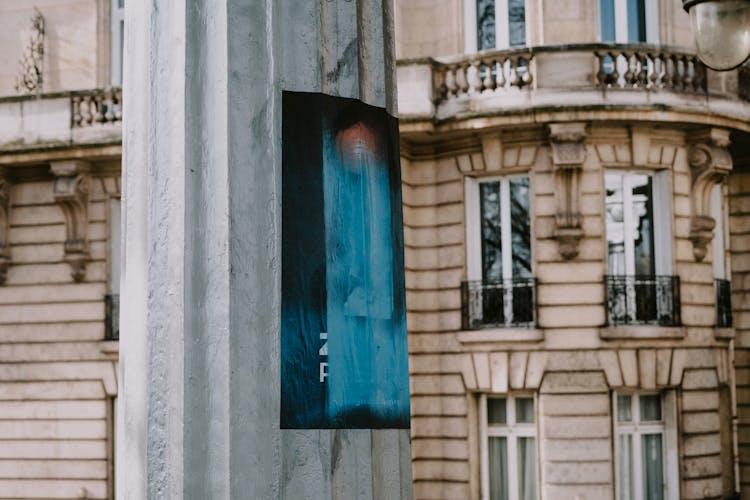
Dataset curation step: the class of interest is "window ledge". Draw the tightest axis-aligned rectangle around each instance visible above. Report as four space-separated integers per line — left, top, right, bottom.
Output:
100 340 119 354
715 327 735 340
599 326 685 340
457 328 543 344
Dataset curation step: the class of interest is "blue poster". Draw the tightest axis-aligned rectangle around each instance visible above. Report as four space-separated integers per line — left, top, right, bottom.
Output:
281 92 409 429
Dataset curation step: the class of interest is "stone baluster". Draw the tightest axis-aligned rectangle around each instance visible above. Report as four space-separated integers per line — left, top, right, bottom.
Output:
81 95 93 125
496 57 507 90
682 56 693 92
508 56 520 88
470 60 483 94
623 52 636 87
104 89 115 122
609 52 620 87
481 58 496 92
93 93 105 123
444 65 457 98
519 57 532 87
114 89 123 121
71 95 82 128
457 62 470 96
636 53 648 88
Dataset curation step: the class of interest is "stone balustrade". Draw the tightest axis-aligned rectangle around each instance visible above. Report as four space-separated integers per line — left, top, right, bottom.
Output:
594 47 705 92
71 88 122 128
397 44 750 127
0 88 122 153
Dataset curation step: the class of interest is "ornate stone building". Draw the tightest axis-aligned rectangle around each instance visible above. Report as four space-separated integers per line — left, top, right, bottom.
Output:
395 0 750 498
2 0 750 499
0 1 122 499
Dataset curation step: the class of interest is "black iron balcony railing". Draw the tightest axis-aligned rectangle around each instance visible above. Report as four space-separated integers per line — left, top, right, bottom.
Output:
605 275 681 326
716 278 733 328
461 278 537 330
105 293 119 341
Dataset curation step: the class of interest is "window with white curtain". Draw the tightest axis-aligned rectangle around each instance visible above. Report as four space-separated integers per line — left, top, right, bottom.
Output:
465 0 527 53
614 393 679 500
111 0 125 86
480 395 538 500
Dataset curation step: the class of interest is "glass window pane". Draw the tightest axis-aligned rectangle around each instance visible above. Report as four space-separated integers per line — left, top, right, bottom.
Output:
640 395 662 421
477 0 496 50
618 434 634 500
489 436 509 500
642 433 664 500
631 174 654 277
509 177 531 278
627 0 647 42
617 394 632 422
605 174 626 275
488 397 507 424
508 0 526 47
517 436 537 500
600 0 616 41
515 397 534 423
480 182 503 282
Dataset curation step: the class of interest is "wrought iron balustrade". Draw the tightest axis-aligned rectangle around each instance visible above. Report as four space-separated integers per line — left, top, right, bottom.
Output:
105 293 119 341
716 278 733 328
605 275 680 326
461 278 536 330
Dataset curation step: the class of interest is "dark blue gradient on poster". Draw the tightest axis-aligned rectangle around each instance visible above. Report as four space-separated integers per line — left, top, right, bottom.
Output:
281 92 409 429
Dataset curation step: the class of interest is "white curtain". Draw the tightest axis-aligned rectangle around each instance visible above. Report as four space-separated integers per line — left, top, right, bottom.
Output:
489 437 508 500
517 437 536 500
618 434 633 500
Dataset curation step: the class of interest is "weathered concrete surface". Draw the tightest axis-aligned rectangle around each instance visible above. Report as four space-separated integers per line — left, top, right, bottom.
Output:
119 1 411 499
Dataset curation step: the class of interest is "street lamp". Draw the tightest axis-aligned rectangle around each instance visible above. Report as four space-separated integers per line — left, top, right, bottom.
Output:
682 0 750 70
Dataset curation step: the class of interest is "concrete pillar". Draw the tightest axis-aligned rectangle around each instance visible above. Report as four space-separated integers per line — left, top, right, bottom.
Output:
118 1 412 499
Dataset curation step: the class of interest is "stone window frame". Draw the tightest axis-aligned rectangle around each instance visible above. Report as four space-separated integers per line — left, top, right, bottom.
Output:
598 0 660 44
465 173 534 285
612 390 680 500
604 168 673 279
463 0 529 53
479 393 539 500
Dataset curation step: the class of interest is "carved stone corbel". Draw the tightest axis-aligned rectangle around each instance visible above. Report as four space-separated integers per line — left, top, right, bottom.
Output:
0 173 11 284
549 123 587 260
51 161 90 281
687 128 732 261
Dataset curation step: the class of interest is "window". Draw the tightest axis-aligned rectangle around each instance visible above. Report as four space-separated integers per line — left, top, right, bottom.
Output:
111 0 125 86
464 176 535 329
604 171 678 326
106 197 121 340
600 0 659 44
614 393 678 500
480 395 537 500
712 184 732 326
465 0 527 52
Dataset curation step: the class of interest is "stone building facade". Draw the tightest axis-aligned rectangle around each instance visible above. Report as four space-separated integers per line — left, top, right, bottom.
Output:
1 0 749 499
395 0 750 499
0 1 122 499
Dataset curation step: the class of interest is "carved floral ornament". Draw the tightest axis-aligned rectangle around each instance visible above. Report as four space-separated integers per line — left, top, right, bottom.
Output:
687 128 732 262
548 122 587 260
50 161 90 282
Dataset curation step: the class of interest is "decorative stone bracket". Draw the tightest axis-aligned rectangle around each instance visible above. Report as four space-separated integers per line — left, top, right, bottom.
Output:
687 129 732 261
51 161 90 281
549 123 587 260
0 173 10 284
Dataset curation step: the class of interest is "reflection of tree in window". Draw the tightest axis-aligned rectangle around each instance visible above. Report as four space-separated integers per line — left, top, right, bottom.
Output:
510 178 531 277
632 176 654 276
508 0 526 47
477 0 496 50
480 182 502 282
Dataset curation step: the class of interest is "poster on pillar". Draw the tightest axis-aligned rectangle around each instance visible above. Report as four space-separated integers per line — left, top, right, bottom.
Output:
281 91 410 429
